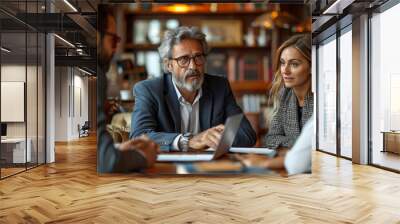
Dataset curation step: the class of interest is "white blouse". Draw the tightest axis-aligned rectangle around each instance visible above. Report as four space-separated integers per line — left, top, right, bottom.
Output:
284 114 314 175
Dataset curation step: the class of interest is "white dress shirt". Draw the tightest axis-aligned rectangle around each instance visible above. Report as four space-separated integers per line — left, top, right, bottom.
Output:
171 80 202 151
284 114 314 175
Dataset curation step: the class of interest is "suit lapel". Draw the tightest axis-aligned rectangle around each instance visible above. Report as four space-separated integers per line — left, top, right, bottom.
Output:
164 74 181 132
199 77 213 131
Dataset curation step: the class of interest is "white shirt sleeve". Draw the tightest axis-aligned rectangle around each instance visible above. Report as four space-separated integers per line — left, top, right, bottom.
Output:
284 115 314 175
172 134 182 151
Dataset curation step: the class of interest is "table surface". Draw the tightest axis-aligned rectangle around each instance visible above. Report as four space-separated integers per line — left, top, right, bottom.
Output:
140 154 280 175
381 131 400 134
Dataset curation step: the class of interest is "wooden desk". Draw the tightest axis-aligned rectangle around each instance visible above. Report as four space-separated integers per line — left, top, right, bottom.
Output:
140 154 278 175
0 137 32 164
381 131 400 154
143 161 276 175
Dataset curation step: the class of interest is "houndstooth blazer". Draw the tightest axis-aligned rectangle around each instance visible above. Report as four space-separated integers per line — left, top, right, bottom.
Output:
264 88 314 149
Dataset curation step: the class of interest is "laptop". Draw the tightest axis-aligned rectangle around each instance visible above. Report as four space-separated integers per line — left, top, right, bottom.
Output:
157 113 244 162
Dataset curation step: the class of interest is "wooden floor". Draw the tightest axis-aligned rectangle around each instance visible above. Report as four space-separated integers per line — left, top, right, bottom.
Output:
1 167 26 178
372 150 400 171
0 135 400 223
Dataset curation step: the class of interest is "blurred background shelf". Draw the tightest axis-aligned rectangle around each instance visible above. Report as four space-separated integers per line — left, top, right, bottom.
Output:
125 43 271 52
105 3 310 145
230 81 271 94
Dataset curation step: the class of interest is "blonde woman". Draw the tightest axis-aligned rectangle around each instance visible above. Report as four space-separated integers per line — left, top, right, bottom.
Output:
264 34 313 154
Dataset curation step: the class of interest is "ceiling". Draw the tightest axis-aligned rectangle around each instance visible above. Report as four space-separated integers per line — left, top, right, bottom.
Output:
0 0 100 72
4 0 368 74
311 0 389 39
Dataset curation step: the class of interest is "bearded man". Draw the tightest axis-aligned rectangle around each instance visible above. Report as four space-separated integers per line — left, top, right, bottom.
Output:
130 26 256 152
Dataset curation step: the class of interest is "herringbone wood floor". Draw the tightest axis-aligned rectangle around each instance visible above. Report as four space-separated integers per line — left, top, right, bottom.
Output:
1 135 400 223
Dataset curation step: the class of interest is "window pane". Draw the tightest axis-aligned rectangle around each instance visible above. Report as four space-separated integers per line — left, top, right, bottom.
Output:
38 32 45 165
1 31 28 177
339 28 352 158
27 31 38 169
371 3 400 171
317 36 337 154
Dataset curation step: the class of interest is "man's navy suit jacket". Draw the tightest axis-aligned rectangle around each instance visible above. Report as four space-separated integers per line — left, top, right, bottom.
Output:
130 73 257 151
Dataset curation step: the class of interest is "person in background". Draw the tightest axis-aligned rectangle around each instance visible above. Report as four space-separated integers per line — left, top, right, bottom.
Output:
97 5 158 173
264 34 313 156
104 98 125 124
237 114 314 176
130 26 256 152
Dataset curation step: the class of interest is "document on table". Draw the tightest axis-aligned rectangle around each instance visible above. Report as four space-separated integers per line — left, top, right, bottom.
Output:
157 154 214 162
230 147 276 156
206 147 276 157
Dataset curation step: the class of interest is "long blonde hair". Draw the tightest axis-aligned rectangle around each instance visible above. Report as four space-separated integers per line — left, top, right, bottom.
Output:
269 34 311 116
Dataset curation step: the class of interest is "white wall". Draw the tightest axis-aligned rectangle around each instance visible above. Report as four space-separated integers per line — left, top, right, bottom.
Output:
1 64 46 164
54 67 89 141
1 65 36 137
46 32 55 163
54 66 68 141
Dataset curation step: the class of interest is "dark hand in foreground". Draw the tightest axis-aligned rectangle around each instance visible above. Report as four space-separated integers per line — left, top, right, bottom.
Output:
119 136 159 167
189 124 224 151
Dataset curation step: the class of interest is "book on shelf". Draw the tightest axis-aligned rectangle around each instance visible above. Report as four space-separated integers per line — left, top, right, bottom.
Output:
262 55 272 82
239 54 263 81
206 53 227 78
227 53 239 81
241 94 267 113
133 20 149 44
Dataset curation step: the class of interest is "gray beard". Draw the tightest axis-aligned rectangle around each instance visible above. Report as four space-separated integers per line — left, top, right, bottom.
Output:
172 70 204 92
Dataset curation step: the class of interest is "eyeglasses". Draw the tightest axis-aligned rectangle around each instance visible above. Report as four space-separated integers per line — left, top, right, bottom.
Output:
104 31 121 43
171 54 206 68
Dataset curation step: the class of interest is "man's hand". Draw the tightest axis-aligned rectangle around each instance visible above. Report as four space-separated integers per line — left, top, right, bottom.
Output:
118 136 159 167
189 124 224 151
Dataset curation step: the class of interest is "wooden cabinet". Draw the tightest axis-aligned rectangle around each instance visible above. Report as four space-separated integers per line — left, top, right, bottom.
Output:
382 131 400 154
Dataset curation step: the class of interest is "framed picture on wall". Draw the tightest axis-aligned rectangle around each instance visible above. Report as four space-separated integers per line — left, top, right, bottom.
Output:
201 20 242 46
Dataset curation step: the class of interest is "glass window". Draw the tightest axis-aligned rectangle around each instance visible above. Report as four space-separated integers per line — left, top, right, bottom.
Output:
339 27 352 158
1 32 28 178
0 1 46 179
371 2 400 171
38 32 46 165
317 35 337 154
27 31 38 169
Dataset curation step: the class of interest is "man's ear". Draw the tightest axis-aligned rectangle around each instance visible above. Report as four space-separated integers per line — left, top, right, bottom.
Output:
165 59 173 73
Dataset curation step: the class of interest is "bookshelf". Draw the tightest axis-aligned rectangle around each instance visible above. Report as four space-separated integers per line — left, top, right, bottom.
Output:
121 3 308 145
125 43 270 52
230 81 271 94
123 4 274 84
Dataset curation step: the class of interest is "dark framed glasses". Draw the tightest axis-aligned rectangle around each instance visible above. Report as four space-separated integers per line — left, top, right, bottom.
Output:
171 54 206 68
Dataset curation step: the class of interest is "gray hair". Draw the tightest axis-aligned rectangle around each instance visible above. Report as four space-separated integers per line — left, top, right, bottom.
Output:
158 26 209 73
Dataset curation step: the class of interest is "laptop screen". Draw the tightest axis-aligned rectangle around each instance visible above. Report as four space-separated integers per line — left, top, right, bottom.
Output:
212 113 243 159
